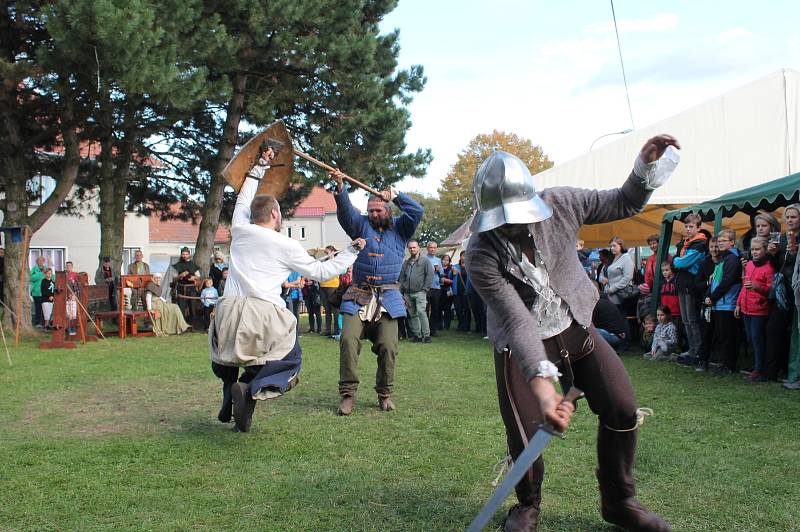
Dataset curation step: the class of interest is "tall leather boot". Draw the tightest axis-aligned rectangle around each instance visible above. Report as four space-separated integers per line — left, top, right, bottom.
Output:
217 381 233 423
596 426 670 531
503 455 543 531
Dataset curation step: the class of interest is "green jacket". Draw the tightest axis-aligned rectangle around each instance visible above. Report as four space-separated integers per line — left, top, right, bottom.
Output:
30 266 45 297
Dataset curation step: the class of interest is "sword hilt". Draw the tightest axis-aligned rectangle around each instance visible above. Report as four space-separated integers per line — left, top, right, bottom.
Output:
541 387 585 437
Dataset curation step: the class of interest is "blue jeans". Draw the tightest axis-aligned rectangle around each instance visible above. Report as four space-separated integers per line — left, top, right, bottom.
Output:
597 328 624 349
742 314 768 372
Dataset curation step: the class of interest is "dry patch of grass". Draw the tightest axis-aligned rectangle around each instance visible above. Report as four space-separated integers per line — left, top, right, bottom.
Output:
23 377 219 437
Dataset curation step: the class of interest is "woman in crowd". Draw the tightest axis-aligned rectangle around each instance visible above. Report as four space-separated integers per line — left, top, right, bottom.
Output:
319 245 341 338
439 254 454 330
776 205 800 389
303 277 322 334
600 236 637 319
452 251 471 332
209 251 227 291
145 273 189 336
735 237 774 382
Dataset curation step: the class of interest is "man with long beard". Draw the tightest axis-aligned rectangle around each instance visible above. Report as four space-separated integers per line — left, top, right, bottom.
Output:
467 135 679 531
210 140 365 432
329 170 423 415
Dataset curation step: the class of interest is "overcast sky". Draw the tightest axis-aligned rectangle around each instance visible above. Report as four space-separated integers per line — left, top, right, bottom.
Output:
372 0 800 200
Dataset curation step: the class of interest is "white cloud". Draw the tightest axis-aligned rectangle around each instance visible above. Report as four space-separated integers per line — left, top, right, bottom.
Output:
716 27 752 44
588 13 679 34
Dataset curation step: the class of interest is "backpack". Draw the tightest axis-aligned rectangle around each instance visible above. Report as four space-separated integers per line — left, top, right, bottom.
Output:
768 272 790 312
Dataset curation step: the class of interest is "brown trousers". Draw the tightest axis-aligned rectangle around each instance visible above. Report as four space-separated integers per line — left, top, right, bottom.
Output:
494 323 639 506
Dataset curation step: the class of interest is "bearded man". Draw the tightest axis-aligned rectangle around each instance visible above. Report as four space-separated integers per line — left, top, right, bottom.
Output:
467 135 680 531
210 140 365 432
330 170 423 415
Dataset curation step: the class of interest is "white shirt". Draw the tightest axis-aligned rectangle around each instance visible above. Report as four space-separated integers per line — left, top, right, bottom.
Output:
224 175 358 307
518 251 573 339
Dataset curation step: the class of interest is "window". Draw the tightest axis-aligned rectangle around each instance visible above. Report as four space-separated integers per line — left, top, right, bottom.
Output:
28 175 57 206
287 227 293 238
300 226 306 240
29 247 66 271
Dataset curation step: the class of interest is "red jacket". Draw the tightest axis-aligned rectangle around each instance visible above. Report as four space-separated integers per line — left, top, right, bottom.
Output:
659 275 680 318
736 260 774 316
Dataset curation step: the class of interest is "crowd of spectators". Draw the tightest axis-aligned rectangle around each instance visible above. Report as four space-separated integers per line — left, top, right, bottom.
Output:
587 206 800 389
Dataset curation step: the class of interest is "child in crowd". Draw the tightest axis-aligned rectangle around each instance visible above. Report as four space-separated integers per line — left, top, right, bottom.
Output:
40 268 55 330
640 314 657 350
705 229 742 374
672 214 708 362
200 278 219 332
645 305 679 361
65 261 79 335
735 237 774 382
659 260 684 349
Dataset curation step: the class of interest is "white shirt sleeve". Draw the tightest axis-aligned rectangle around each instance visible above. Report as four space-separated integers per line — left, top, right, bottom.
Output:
233 176 258 227
633 145 680 190
284 240 359 282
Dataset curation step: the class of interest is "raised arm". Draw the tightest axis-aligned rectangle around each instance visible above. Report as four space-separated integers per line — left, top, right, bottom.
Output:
334 190 365 239
232 171 261 227
392 193 424 240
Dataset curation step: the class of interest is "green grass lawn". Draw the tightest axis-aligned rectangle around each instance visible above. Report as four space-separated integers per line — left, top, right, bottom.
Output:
1 328 798 531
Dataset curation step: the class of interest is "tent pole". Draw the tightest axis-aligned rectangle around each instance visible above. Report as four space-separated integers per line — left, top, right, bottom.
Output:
713 209 723 234
651 220 672 314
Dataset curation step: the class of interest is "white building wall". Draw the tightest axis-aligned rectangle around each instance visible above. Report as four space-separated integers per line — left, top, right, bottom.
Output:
25 203 148 275
281 213 350 251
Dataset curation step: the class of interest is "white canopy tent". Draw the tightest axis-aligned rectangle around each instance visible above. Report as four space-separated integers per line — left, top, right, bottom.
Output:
441 69 800 250
531 69 800 247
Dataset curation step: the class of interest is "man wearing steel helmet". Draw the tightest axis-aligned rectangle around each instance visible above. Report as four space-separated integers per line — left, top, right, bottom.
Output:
467 135 680 531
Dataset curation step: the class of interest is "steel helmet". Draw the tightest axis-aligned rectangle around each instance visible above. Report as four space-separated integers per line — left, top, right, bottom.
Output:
470 150 553 233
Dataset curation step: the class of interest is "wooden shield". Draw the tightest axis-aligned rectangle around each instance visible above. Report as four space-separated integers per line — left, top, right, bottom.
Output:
222 120 294 199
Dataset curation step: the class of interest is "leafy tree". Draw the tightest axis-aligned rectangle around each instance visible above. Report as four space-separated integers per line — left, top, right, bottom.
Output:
188 0 431 275
436 130 553 237
1 1 87 330
405 192 448 246
44 0 225 276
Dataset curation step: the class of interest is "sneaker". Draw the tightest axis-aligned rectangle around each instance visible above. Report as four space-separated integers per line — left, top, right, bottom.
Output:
411 336 422 343
783 380 800 390
695 364 709 372
422 336 432 343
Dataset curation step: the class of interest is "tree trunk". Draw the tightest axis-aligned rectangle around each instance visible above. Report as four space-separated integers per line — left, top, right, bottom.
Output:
194 71 248 277
97 138 132 280
2 178 33 334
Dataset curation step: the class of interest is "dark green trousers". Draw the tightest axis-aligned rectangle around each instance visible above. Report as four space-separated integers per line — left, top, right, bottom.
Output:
339 313 398 397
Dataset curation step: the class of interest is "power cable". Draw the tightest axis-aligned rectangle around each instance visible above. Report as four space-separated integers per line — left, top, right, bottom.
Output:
610 0 635 130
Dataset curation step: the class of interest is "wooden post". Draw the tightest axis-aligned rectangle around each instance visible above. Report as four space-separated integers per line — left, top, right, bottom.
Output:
15 226 30 348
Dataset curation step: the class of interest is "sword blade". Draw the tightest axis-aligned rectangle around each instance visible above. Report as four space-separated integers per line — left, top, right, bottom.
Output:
467 426 557 532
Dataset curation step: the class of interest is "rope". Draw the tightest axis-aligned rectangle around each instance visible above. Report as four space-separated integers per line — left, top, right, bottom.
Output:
604 407 653 432
490 455 511 487
0 297 20 321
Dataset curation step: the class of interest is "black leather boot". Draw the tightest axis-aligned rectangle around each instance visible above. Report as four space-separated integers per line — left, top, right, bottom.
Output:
597 471 670 531
217 381 233 423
